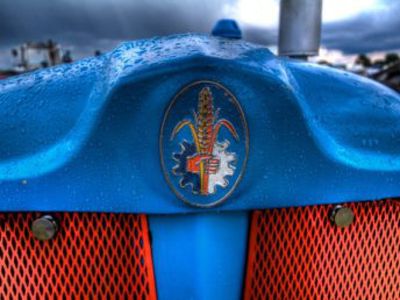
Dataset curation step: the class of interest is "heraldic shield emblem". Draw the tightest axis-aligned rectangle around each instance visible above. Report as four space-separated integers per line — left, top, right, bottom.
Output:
160 81 249 207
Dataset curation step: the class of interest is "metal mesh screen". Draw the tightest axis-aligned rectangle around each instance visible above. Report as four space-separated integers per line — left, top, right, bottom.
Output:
0 213 157 299
243 199 400 300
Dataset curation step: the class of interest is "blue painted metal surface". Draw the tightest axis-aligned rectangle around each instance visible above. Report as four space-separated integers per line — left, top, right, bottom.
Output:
0 33 400 213
211 19 242 39
148 212 249 300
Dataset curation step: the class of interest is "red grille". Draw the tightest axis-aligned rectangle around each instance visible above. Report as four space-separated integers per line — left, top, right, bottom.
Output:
0 213 157 299
243 199 400 300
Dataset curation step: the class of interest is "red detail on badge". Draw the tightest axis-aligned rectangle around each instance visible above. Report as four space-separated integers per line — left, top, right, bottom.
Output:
186 154 220 175
171 87 238 195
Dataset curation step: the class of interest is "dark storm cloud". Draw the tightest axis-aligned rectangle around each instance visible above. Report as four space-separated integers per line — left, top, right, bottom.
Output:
242 26 276 46
238 1 400 54
321 1 400 54
0 0 238 67
0 0 399 67
0 0 233 49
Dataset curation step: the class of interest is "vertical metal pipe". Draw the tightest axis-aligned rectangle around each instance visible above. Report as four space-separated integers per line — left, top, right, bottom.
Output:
278 0 323 58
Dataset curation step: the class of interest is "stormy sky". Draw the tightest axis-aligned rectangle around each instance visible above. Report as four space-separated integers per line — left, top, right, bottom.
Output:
0 0 399 67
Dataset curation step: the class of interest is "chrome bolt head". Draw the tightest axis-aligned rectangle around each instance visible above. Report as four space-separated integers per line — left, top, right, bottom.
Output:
330 205 354 228
31 215 58 241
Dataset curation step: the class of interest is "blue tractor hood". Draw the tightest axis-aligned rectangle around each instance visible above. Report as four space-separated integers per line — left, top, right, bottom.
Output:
0 33 400 213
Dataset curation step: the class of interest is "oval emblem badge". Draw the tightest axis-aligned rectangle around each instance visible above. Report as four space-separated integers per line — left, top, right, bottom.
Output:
160 81 249 207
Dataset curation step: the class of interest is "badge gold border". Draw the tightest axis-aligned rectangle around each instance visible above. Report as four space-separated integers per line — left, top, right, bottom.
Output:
160 80 249 208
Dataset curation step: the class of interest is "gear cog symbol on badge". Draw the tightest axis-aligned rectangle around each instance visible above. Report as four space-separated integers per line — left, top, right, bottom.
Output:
160 80 249 207
172 139 236 195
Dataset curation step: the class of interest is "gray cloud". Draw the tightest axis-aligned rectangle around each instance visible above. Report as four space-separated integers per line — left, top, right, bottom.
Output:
321 1 400 53
0 0 231 45
0 0 235 66
242 26 276 46
0 0 399 68
239 1 400 54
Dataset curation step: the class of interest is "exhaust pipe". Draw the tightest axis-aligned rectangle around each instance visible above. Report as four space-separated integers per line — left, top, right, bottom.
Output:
278 0 323 59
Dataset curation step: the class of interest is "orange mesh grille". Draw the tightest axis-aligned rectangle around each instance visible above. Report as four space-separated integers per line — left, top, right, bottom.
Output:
243 199 400 300
0 213 157 299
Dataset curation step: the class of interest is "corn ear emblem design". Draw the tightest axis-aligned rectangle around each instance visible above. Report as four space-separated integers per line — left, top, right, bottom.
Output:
161 81 248 207
171 87 239 195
